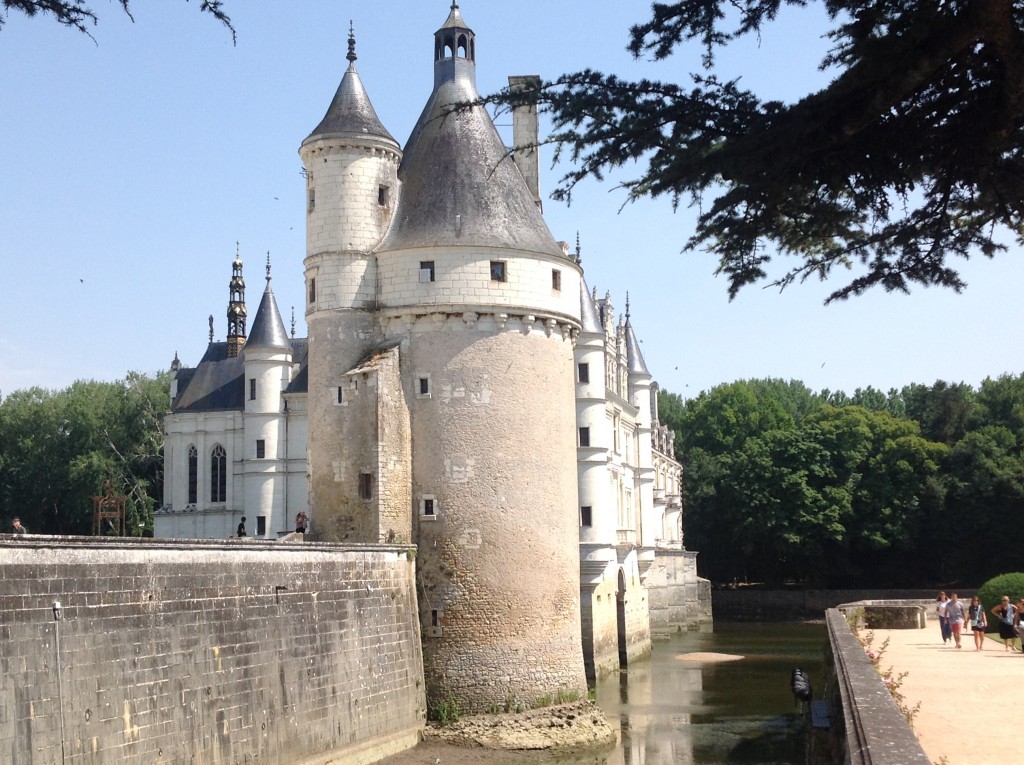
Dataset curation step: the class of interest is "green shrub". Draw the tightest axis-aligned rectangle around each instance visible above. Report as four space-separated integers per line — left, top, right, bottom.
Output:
976 573 1024 623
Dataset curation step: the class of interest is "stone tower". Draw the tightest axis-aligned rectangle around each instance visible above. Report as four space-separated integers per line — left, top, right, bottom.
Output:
299 26 404 541
242 259 294 537
300 5 588 712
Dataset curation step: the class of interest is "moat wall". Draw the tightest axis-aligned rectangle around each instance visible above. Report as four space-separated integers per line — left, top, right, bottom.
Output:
0 537 425 765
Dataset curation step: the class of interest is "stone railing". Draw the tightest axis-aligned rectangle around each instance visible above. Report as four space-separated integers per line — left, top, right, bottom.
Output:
821 608 931 765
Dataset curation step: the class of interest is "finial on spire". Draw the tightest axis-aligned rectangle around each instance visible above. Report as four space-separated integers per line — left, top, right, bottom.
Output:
451 1 459 10
347 20 357 63
625 292 631 320
208 315 214 343
575 231 582 264
290 306 296 338
265 252 272 284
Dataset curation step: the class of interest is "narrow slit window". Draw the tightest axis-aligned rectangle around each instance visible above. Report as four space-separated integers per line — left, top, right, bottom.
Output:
378 185 390 207
579 427 590 447
249 378 256 401
308 277 316 303
308 188 315 212
256 439 266 459
552 269 561 291
578 363 589 384
359 472 372 500
418 377 430 396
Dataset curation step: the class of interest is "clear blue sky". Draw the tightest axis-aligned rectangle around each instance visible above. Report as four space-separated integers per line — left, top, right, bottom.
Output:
2 1 1021 401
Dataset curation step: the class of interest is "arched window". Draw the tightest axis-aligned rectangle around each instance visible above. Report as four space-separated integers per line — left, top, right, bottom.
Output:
187 445 198 504
210 445 227 503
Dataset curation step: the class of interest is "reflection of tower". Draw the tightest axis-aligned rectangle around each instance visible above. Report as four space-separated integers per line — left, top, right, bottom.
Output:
226 246 247 358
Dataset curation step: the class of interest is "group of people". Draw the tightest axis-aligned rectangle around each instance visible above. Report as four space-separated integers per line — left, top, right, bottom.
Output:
236 512 308 538
936 591 1024 652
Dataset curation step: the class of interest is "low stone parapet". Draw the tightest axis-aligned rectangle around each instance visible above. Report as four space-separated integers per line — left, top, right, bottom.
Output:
821 608 930 765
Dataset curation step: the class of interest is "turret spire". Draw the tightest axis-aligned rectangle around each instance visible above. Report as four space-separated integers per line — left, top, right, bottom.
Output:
347 21 357 63
226 245 247 358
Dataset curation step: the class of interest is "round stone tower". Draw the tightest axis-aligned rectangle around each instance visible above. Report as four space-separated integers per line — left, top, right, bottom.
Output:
299 27 402 535
375 3 588 712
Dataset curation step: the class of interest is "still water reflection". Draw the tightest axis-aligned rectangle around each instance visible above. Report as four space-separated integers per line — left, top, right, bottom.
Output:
586 621 827 765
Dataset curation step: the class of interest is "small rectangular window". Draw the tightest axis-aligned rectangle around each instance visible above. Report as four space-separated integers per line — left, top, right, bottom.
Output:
578 363 589 384
336 386 344 404
418 377 430 396
256 439 266 459
552 269 561 291
359 472 372 500
424 498 434 516
378 185 390 207
431 609 439 627
419 261 435 282
490 261 506 282
256 516 267 536
249 378 256 401
579 427 590 448
580 506 593 527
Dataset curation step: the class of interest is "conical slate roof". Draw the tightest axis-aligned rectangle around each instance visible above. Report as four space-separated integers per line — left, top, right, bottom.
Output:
624 315 651 376
579 279 602 334
378 9 561 256
303 31 397 146
246 282 291 353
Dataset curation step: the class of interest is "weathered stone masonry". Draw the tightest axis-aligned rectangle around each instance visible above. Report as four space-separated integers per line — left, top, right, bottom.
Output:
0 538 425 765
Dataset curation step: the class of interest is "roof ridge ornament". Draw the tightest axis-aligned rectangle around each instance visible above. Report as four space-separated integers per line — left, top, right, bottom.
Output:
347 20 357 64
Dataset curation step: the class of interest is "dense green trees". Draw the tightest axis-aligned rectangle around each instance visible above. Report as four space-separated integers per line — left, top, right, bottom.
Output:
0 373 168 536
661 374 1024 586
486 1 1024 302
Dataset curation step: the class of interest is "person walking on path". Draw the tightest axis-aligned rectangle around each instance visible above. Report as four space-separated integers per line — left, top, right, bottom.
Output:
936 592 951 644
991 595 1019 652
968 596 988 650
1016 599 1024 653
946 593 966 649
237 516 247 538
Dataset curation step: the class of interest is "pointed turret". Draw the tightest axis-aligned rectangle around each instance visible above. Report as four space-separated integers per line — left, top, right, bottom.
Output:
245 257 291 353
303 23 397 145
624 294 651 377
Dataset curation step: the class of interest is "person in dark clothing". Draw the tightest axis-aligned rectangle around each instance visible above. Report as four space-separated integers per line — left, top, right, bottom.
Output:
12 517 27 534
237 516 247 538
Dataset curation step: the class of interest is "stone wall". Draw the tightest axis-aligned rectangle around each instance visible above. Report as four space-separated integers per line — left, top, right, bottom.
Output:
644 550 712 633
0 537 425 765
711 588 951 621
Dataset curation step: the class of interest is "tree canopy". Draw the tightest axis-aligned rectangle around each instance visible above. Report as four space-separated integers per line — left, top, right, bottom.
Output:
660 373 1024 586
488 1 1024 303
0 373 169 536
0 0 234 41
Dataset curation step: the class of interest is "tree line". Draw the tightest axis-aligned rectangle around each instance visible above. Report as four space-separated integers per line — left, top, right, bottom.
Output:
0 373 168 536
659 375 1024 588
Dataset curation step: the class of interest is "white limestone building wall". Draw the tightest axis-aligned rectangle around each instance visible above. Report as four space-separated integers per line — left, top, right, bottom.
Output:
159 410 243 539
305 253 376 313
376 246 580 319
283 393 309 531
630 375 658 549
301 139 400 257
576 334 615 550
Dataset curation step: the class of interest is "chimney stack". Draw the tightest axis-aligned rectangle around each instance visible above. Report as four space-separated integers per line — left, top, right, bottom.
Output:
508 75 541 211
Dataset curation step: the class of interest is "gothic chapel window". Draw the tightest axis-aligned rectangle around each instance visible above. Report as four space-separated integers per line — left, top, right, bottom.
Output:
211 445 227 503
187 445 198 505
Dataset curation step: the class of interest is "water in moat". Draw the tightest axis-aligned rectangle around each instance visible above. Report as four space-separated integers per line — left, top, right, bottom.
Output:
581 621 829 765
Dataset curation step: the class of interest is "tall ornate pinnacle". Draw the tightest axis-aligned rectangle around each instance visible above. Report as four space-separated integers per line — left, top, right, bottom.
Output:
347 21 357 63
625 292 631 320
575 231 582 264
265 252 272 284
290 307 296 338
208 315 214 343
